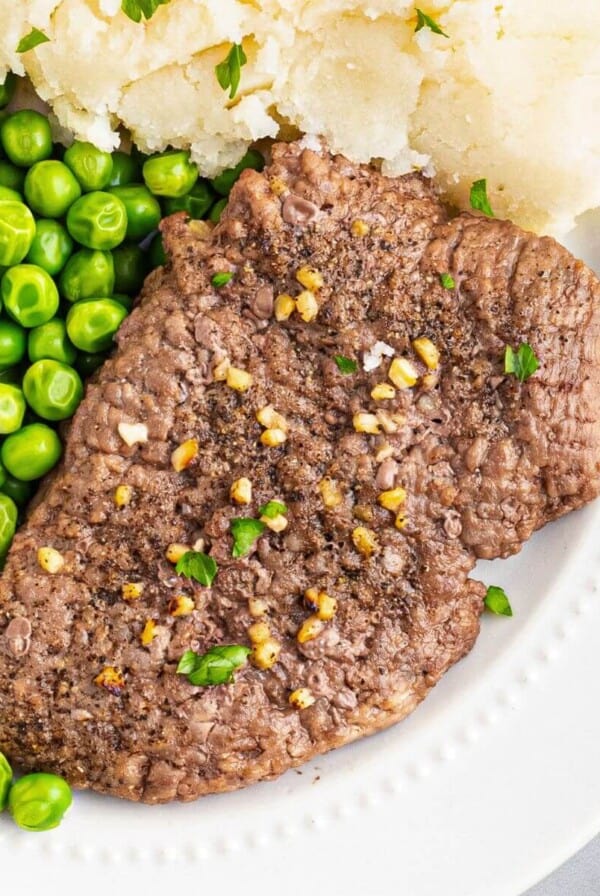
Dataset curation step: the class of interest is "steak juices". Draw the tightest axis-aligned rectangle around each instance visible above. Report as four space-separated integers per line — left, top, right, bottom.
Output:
1 142 599 802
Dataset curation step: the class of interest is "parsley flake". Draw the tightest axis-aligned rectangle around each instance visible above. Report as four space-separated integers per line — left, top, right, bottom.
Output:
17 28 50 53
334 355 358 375
440 272 456 290
504 343 540 383
121 0 171 23
484 585 513 617
230 517 266 557
259 500 287 519
211 271 234 288
215 43 247 100
175 551 218 587
470 179 495 217
177 644 251 687
415 8 449 38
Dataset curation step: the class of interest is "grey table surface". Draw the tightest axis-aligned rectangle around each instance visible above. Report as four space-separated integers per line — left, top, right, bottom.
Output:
524 834 600 895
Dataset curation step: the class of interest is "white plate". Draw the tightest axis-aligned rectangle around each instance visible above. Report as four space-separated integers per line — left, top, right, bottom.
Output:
1 221 599 896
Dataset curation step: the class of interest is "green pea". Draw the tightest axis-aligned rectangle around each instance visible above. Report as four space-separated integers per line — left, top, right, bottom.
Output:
8 772 73 832
2 474 34 507
107 151 139 187
24 160 82 218
0 200 36 266
162 179 215 219
0 161 25 192
63 140 113 192
0 492 16 555
0 185 21 202
0 319 27 367
59 248 115 303
2 422 62 480
108 184 160 241
148 232 166 267
66 298 127 353
209 197 227 223
0 752 12 811
66 191 127 251
1 110 53 167
112 244 147 294
142 150 198 198
23 359 83 421
76 351 107 377
1 264 59 328
0 74 17 110
28 319 77 365
26 220 74 276
210 149 264 196
0 382 26 433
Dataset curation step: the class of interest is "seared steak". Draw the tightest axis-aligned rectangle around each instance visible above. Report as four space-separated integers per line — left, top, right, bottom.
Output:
0 143 599 803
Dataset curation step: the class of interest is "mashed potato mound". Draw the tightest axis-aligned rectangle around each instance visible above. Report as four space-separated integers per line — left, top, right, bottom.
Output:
1 0 599 236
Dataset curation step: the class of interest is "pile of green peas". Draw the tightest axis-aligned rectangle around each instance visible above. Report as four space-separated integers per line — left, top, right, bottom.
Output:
0 75 264 560
1 750 72 832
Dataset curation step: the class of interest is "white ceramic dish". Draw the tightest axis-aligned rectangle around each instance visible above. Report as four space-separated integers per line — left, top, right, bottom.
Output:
1 218 599 896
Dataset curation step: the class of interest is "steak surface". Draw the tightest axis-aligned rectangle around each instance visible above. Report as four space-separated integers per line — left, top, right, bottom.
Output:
0 143 599 803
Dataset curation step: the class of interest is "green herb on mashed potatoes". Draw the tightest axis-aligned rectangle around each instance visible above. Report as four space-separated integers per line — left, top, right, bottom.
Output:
121 0 171 23
16 28 50 53
215 43 247 100
414 9 449 38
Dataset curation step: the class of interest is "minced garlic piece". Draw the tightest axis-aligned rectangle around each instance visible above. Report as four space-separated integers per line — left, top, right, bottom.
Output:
296 267 324 291
388 357 418 389
251 637 281 670
171 438 199 473
297 614 326 644
352 526 380 556
226 366 253 392
371 383 396 401
261 513 288 532
114 484 133 507
305 588 338 621
378 487 407 512
230 477 252 504
117 421 148 446
248 621 271 644
213 357 231 381
318 477 343 508
94 666 125 693
412 337 440 370
256 405 288 431
140 620 158 646
274 293 296 321
122 582 144 601
165 542 190 564
289 688 316 709
353 412 381 434
260 428 287 447
296 290 319 322
248 597 269 617
37 546 64 574
351 219 370 237
375 442 395 463
168 594 195 617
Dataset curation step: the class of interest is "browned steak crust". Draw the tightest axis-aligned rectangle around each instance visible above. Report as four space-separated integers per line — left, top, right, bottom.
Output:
0 143 599 803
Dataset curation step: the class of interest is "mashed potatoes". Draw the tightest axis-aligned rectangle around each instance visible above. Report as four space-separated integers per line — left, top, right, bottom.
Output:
1 0 599 236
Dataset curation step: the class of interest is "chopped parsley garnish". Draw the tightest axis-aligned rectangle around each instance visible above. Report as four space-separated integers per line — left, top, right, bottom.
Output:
215 43 247 100
175 551 218 587
16 28 50 53
259 500 288 519
121 0 171 22
230 517 266 557
334 355 358 375
440 272 456 290
484 585 513 617
415 8 449 38
504 343 540 383
211 271 234 288
470 179 495 217
177 644 251 687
